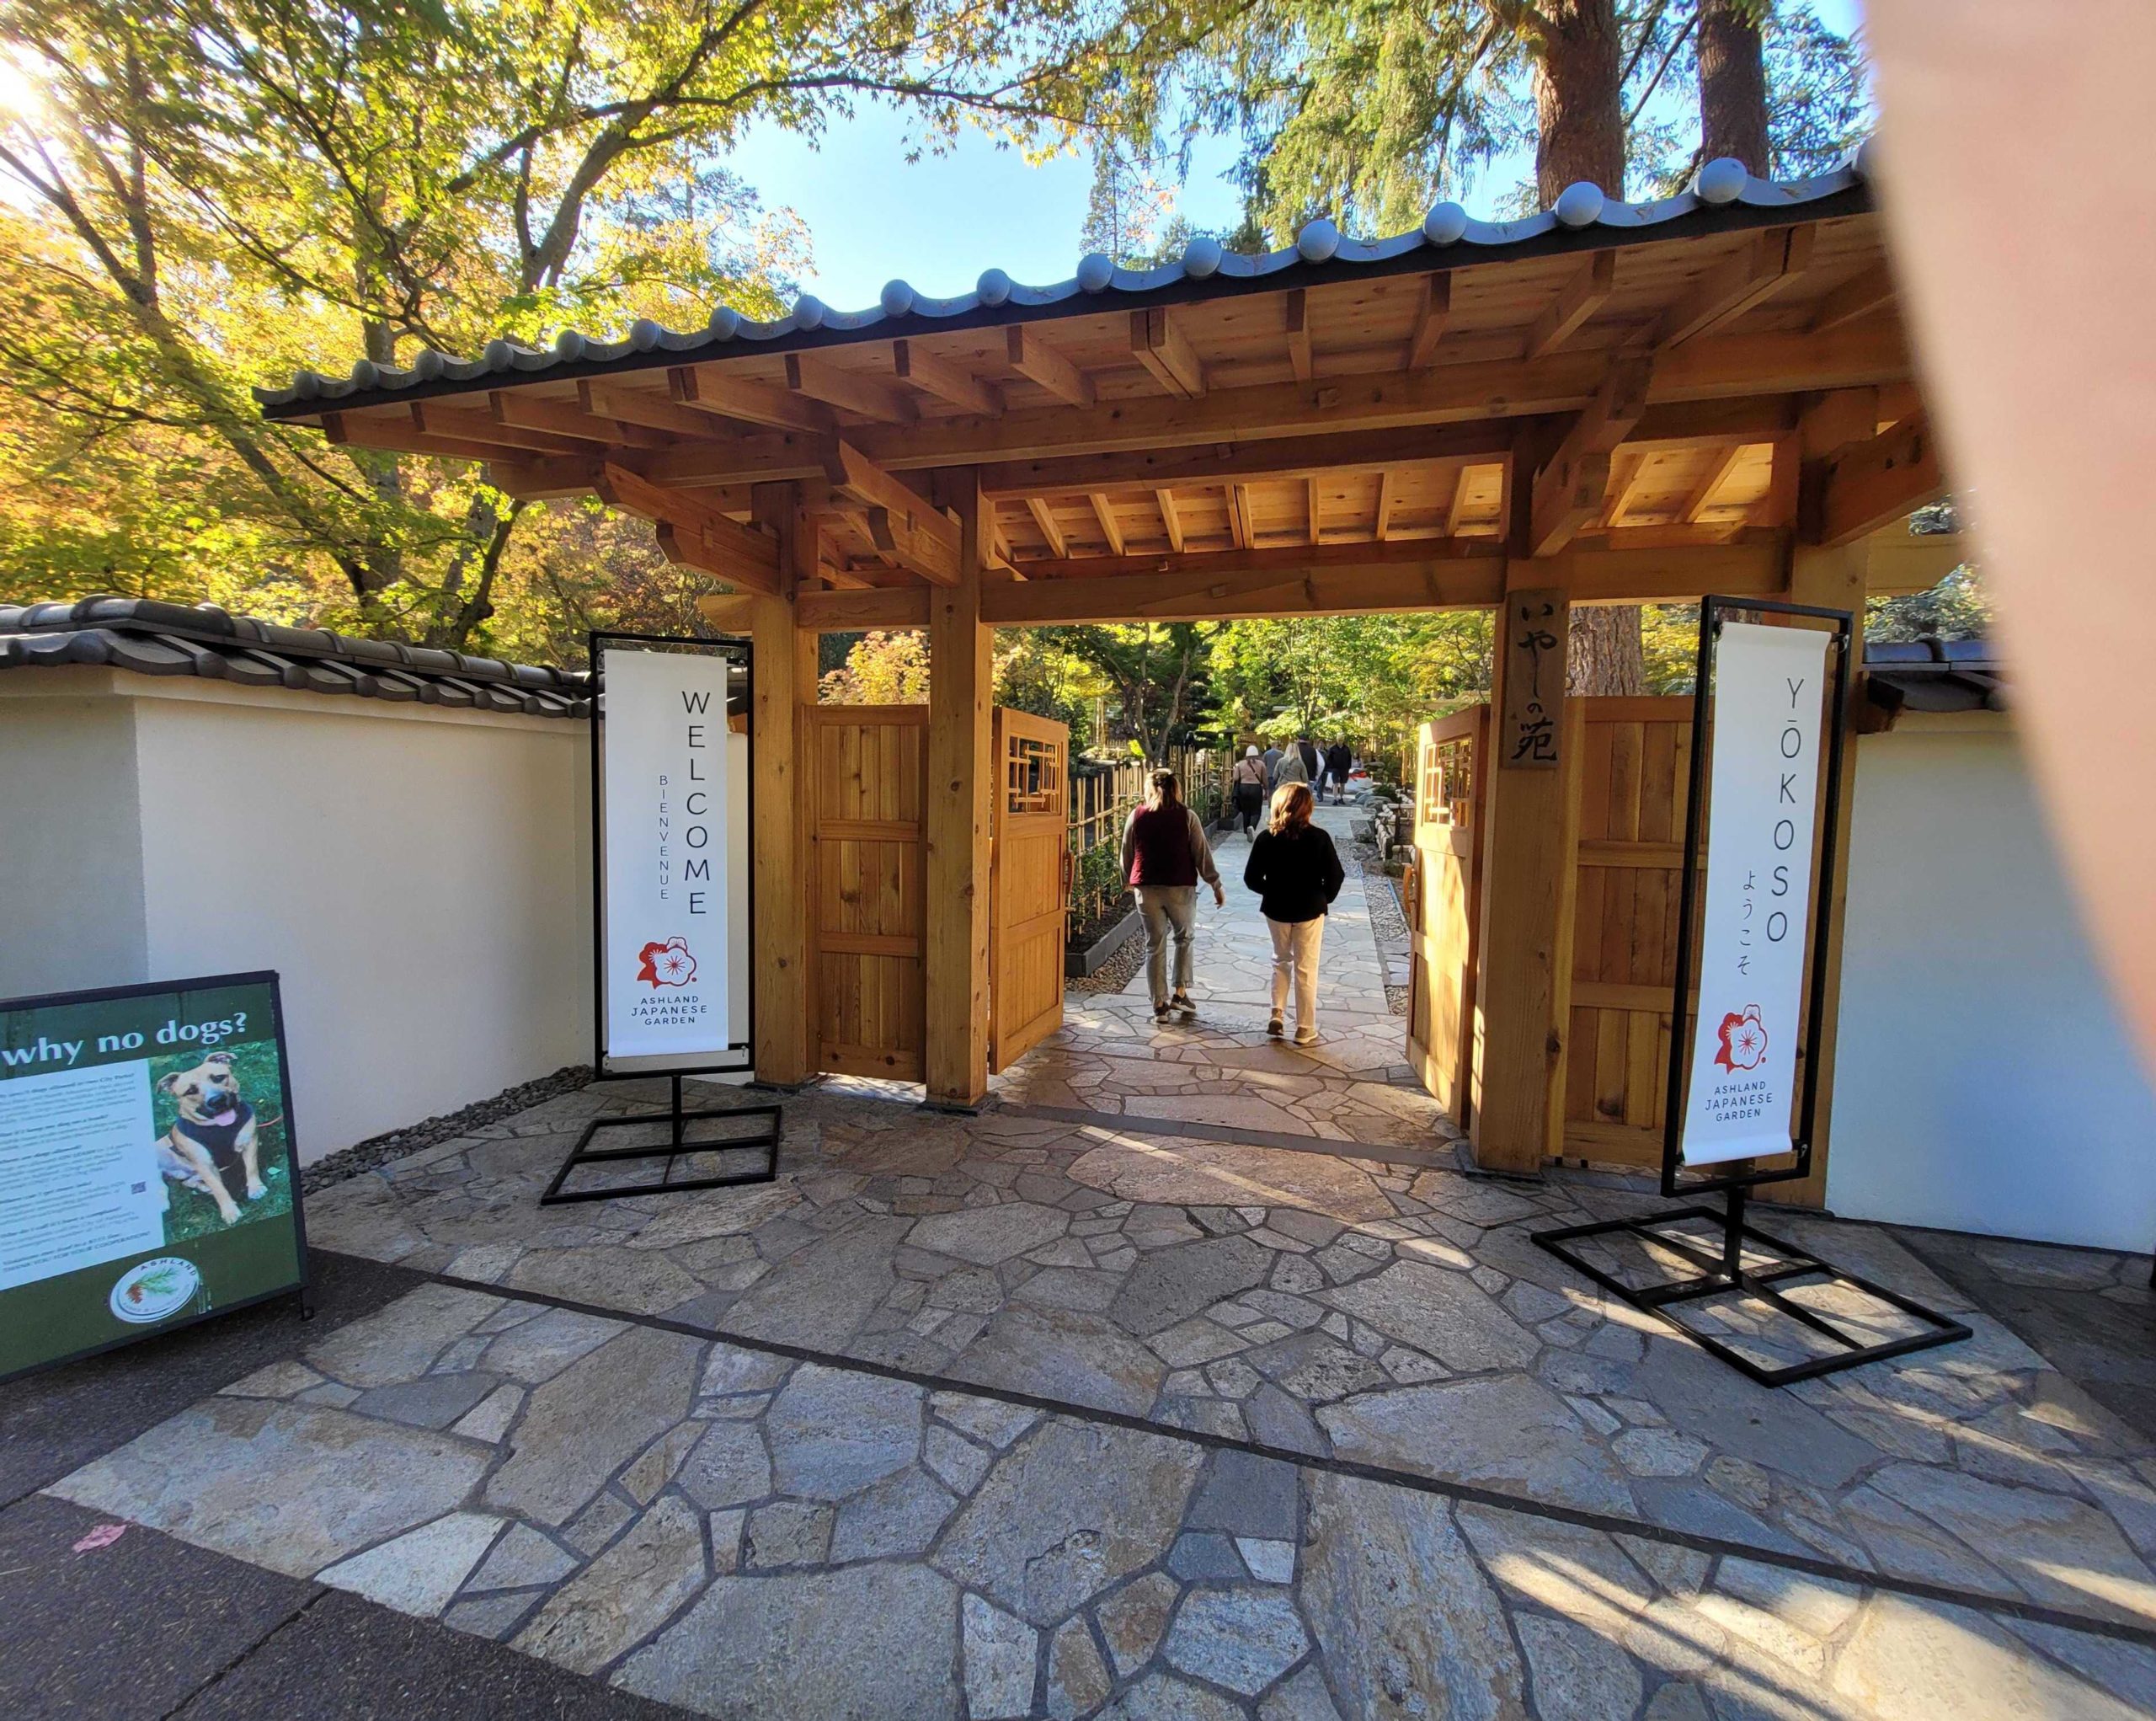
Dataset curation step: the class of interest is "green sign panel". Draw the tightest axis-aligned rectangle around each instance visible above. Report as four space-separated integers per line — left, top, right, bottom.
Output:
1 972 307 1381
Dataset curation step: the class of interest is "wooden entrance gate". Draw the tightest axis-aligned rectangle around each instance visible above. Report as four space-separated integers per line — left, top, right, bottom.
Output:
1561 697 1694 1170
1404 706 1487 1120
803 703 927 1080
990 708 1070 1072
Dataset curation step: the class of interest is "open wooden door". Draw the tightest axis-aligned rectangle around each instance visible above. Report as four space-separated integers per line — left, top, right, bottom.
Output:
989 708 1070 1072
1404 706 1487 1120
804 703 928 1081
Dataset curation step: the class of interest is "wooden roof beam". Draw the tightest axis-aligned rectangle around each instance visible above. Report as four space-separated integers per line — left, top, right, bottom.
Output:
1598 449 1648 529
1407 274 1451 368
1229 484 1254 549
1802 414 1945 547
893 340 1003 416
490 390 670 450
1306 477 1322 545
1529 357 1653 554
593 462 781 595
1130 307 1206 399
980 422 1513 500
816 438 958 583
1285 290 1314 382
1653 224 1816 348
671 364 835 435
580 382 724 440
1374 470 1396 542
1809 261 1897 334
407 402 592 457
1006 326 1095 408
1526 250 1617 360
1443 465 1476 537
323 410 515 463
786 352 918 424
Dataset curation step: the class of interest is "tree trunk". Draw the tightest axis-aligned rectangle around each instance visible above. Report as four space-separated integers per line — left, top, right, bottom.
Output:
1699 0 1770 174
1529 1 1645 696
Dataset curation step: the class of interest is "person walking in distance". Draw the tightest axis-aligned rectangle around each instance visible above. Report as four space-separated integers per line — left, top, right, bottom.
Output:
1323 738 1354 804
1232 746 1267 836
1120 769 1225 1023
1260 739 1283 793
1273 734 1311 791
1243 782 1345 1045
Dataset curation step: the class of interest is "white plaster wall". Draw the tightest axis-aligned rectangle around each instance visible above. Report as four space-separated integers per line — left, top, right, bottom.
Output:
0 692 150 992
2 671 590 1160
1828 718 2156 1250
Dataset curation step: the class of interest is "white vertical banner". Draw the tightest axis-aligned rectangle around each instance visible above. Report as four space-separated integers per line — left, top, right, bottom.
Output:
1680 622 1834 1168
600 645 734 1061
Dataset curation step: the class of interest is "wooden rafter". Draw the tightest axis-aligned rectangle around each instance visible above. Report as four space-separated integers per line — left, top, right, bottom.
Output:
1443 465 1475 537
491 390 671 450
1306 476 1322 544
1006 326 1094 407
325 411 507 463
1155 489 1183 552
1374 470 1396 542
1130 307 1206 399
1598 450 1648 529
1526 250 1616 360
1087 492 1126 555
1285 290 1313 382
1023 496 1066 559
1407 274 1451 368
671 364 835 435
1678 442 1748 523
592 462 780 594
409 401 589 457
1652 225 1816 349
980 422 1512 500
1228 484 1254 549
786 352 919 424
580 382 722 440
1809 261 1897 334
893 340 1003 416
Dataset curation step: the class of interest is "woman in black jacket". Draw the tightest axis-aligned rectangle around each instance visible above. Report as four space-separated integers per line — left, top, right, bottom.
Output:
1242 783 1346 1044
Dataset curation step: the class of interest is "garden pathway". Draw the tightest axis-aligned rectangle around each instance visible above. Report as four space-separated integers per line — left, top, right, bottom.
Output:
992 804 1454 1154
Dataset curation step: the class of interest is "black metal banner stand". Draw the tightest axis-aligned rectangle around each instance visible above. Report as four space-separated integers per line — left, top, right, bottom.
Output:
1533 597 1969 1388
542 629 780 1205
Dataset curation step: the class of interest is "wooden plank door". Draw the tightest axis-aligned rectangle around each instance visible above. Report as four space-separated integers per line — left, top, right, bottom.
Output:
1561 696 1694 1169
805 704 928 1080
990 708 1070 1072
1404 705 1487 1120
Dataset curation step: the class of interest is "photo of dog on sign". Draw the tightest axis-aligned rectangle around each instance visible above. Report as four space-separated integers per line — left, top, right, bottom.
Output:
150 1042 294 1240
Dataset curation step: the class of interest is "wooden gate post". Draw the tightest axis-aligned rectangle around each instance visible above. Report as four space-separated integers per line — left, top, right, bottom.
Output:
925 468 994 1108
745 481 817 1086
1470 571 1582 1175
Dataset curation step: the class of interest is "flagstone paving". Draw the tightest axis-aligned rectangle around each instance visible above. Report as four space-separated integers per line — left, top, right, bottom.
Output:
51 1279 2156 1718
993 810 1449 1151
291 1077 2156 1647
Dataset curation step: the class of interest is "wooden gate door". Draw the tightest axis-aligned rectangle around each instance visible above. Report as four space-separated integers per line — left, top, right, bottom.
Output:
1404 705 1487 1120
1561 697 1694 1170
804 703 927 1080
990 708 1070 1072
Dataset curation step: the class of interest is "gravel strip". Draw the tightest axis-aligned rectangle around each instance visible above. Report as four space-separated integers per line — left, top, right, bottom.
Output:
1352 832 1413 1017
300 1065 594 1193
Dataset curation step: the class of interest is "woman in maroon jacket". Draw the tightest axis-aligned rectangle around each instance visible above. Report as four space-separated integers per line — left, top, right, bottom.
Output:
1120 769 1225 1021
1241 782 1346 1044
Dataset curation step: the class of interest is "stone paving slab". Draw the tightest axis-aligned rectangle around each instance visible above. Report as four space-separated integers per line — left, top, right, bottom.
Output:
295 1082 2156 1638
49 1281 2156 1720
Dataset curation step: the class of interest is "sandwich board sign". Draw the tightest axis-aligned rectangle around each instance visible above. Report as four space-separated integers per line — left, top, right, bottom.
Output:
0 971 307 1381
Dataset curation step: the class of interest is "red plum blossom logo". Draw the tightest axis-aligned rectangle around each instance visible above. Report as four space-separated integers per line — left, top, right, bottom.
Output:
637 937 697 988
1713 1004 1768 1072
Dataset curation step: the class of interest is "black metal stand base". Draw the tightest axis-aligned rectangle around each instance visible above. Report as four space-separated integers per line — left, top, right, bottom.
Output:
541 1072 780 1205
1532 1192 1970 1388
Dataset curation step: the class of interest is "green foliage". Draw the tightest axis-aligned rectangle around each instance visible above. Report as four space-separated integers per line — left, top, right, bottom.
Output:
1209 612 1492 751
1868 566 1990 644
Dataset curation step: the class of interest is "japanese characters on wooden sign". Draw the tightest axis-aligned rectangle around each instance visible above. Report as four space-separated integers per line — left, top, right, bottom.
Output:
1500 588 1567 770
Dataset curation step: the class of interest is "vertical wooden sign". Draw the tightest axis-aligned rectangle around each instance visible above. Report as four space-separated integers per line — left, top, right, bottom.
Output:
1500 588 1567 769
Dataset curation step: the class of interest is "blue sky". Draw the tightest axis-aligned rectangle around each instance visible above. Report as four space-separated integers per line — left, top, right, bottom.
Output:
724 0 1866 312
